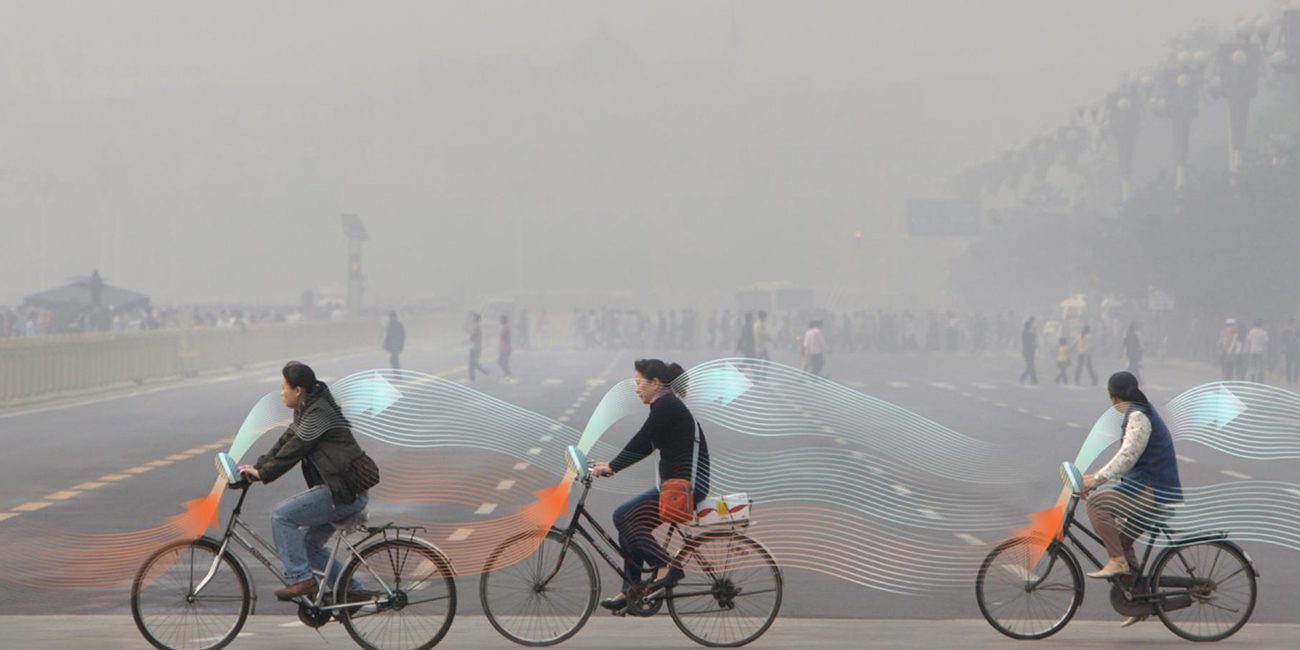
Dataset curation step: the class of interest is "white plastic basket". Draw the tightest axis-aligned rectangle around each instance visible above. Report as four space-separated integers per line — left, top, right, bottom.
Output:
694 493 752 527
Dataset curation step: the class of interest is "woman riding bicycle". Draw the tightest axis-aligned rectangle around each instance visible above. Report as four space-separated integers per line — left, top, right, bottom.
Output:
238 361 381 600
1081 372 1183 597
590 359 711 613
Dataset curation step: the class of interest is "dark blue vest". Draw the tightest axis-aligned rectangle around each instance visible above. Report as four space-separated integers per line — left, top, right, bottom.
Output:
1119 404 1183 503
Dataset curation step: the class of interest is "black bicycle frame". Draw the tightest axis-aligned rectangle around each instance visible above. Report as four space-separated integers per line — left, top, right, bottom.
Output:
1055 493 1206 601
543 475 714 599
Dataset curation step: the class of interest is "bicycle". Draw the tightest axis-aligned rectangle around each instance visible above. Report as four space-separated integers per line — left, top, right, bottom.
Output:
130 453 457 650
976 461 1258 641
478 445 782 647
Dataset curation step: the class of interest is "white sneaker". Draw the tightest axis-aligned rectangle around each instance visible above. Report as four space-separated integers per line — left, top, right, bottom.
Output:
1120 615 1148 628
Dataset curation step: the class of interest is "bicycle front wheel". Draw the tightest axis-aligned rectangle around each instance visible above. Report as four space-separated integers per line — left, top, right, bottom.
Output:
131 537 250 650
480 528 599 646
338 538 457 650
1153 541 1257 642
667 532 783 647
975 537 1082 640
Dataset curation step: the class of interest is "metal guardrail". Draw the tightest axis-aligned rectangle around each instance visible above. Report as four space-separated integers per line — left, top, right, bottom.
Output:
0 316 448 405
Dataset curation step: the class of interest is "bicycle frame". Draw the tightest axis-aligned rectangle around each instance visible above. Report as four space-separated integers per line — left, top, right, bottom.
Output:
190 483 412 614
1053 492 1209 603
541 474 721 601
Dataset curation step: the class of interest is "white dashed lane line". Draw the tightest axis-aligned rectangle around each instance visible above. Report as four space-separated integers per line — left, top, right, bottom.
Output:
447 528 473 542
496 480 516 491
474 503 497 515
513 462 529 471
955 533 985 546
1176 455 1198 464
887 381 912 389
1220 470 1253 480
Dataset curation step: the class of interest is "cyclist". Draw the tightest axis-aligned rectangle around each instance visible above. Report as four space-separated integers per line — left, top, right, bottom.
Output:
590 359 711 613
1080 371 1183 623
237 361 381 600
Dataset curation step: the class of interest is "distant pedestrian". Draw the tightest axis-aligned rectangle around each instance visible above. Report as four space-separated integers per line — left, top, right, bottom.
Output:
735 312 756 358
1055 337 1071 384
1019 317 1038 385
498 314 514 379
382 311 405 371
1219 319 1240 380
1074 325 1098 386
1284 319 1300 386
1123 321 1144 380
467 312 491 381
802 320 827 377
1246 319 1269 383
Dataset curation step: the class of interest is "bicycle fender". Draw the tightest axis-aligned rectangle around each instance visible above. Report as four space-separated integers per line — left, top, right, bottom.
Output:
1156 534 1259 578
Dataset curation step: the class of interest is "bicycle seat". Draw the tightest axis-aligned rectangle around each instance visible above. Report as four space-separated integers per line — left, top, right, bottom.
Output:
332 510 369 531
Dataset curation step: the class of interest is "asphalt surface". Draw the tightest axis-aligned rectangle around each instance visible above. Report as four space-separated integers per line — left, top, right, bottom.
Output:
0 339 1296 647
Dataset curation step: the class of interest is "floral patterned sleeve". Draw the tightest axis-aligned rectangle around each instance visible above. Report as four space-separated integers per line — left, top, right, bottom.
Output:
1098 410 1151 482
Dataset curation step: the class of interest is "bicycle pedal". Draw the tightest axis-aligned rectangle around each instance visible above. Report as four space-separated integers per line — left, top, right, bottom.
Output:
610 607 627 617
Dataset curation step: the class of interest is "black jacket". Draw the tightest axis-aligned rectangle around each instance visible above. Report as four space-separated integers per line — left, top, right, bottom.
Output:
610 392 710 490
255 384 380 504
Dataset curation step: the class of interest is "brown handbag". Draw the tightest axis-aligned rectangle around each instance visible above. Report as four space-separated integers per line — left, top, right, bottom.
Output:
659 478 695 524
658 420 702 524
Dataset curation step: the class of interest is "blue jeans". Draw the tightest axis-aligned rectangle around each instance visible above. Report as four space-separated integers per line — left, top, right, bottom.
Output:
272 486 368 587
612 485 707 592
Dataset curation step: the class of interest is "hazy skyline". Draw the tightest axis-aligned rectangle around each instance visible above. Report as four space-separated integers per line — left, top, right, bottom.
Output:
0 0 1282 305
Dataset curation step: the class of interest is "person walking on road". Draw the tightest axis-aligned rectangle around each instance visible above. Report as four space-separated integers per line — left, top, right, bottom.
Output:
802 320 827 377
1246 319 1269 383
382 311 405 371
1284 319 1300 386
467 312 491 381
1019 317 1038 385
1123 321 1144 380
735 312 756 358
1219 319 1241 380
1074 325 1098 386
498 314 514 380
1054 337 1071 385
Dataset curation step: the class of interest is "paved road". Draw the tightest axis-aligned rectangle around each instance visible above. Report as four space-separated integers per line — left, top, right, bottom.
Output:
0 341 1296 647
4 615 1298 649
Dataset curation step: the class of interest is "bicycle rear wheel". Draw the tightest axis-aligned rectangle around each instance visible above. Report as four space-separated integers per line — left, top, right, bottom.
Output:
480 528 599 646
975 537 1082 640
1153 541 1256 641
131 537 250 650
667 532 782 647
338 538 457 650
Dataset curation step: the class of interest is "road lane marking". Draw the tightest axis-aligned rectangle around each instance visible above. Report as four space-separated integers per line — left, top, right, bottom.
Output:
144 460 173 468
993 402 1008 408
73 482 107 490
972 383 998 390
447 528 473 542
124 466 154 475
929 382 956 390
513 462 529 470
543 378 564 385
0 513 18 522
44 491 81 500
557 416 570 422
564 408 576 415
1037 414 1054 421
496 480 516 490
12 501 51 512
1015 407 1030 414
550 424 564 431
183 447 207 454
887 381 911 389
527 447 542 456
1065 422 1082 429
1176 455 1197 464
165 454 192 461
1220 470 1252 480
540 435 553 442
475 503 497 515
892 484 912 495
955 533 985 545
99 474 130 481
1286 489 1300 498
917 508 942 520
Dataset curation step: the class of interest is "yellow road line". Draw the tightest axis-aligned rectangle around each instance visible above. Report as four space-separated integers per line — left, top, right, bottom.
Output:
165 454 192 461
44 491 81 500
12 501 51 512
124 466 153 475
73 482 107 490
99 473 130 481
0 512 18 522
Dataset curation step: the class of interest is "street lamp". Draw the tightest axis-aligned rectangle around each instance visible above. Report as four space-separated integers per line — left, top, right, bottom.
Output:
1274 9 1300 117
1210 19 1268 178
1104 80 1143 201
1150 50 1206 191
341 213 369 314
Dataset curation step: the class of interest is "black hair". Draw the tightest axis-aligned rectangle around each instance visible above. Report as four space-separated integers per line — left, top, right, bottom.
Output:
1081 325 1090 335
283 360 347 418
634 358 688 396
1107 371 1149 406
389 310 398 319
